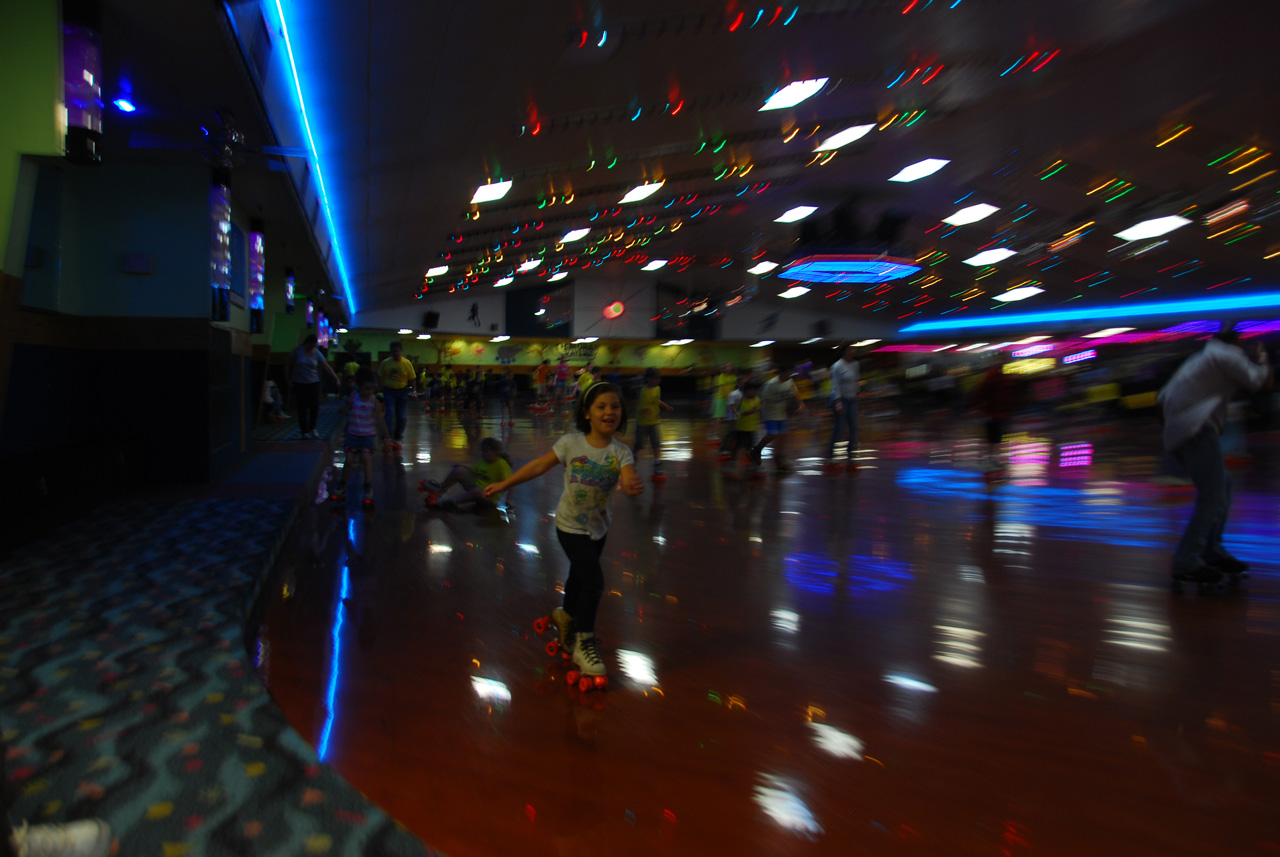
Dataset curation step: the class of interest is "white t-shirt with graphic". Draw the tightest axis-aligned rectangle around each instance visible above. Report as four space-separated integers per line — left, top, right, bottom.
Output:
553 433 634 540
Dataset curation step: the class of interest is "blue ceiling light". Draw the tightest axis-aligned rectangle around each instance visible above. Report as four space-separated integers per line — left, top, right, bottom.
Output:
112 97 136 112
271 0 356 314
901 292 1280 333
779 255 921 283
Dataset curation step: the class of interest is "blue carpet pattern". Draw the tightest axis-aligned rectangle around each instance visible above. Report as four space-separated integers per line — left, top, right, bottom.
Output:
0 497 437 856
254 400 344 443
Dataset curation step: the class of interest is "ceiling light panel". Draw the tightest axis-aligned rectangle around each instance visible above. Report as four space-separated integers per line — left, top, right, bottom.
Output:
963 248 1017 266
619 181 665 204
1114 215 1192 241
889 158 950 182
471 180 512 204
814 124 874 151
760 78 828 111
776 206 818 223
943 203 999 226
749 261 779 274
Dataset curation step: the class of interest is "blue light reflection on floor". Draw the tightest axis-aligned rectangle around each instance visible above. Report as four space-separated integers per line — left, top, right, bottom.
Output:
897 467 1280 568
317 562 351 759
784 554 913 597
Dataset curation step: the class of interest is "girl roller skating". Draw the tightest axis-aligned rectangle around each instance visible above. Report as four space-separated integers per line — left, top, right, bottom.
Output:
484 382 643 691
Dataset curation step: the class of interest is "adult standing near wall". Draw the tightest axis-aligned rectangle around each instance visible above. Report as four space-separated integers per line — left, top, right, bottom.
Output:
378 340 417 449
827 345 861 467
287 334 340 440
1159 329 1272 587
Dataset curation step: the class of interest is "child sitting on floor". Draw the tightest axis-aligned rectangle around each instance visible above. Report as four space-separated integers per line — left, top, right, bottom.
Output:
420 437 513 510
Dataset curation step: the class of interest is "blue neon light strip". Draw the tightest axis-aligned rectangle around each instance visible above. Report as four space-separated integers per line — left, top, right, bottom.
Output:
317 563 350 759
272 0 356 313
901 292 1280 333
781 260 921 283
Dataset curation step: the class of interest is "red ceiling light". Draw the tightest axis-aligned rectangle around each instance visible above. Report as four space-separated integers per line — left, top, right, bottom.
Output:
603 301 625 319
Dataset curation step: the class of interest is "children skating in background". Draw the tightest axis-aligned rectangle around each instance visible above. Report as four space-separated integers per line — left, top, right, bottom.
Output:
727 379 763 475
634 367 675 480
720 375 745 459
498 370 517 424
483 382 644 688
331 367 385 510
421 437 513 510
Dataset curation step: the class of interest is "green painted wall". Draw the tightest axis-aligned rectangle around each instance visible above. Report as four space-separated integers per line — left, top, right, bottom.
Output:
1 0 64 275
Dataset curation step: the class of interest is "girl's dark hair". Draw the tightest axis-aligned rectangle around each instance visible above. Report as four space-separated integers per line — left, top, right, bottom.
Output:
355 366 376 385
575 381 628 434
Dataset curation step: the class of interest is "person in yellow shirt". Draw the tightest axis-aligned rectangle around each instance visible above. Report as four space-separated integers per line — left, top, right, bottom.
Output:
711 362 737 442
634 367 674 480
728 379 763 477
420 437 514 510
341 358 360 396
377 341 416 449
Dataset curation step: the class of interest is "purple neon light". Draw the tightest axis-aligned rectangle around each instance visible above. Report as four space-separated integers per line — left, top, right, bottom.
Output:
1063 349 1096 364
1012 343 1055 357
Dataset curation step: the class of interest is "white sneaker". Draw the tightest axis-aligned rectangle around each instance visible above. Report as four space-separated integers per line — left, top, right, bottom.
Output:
573 632 606 676
13 819 113 857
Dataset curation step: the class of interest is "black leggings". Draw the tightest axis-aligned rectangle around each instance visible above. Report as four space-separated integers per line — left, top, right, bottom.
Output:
294 381 321 433
1 717 13 857
556 529 607 633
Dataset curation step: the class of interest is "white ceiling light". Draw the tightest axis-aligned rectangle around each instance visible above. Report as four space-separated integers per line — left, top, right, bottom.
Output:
619 181 665 204
943 203 1000 226
750 340 776 347
889 158 950 183
814 124 874 151
642 259 668 271
336 328 348 333
490 335 510 342
398 328 412 334
573 336 599 344
779 286 811 299
801 337 823 344
416 333 431 340
470 180 512 204
993 286 1045 303
663 338 693 346
1114 215 1191 242
1084 327 1134 338
956 342 988 352
562 228 590 242
776 205 818 223
1013 336 1050 344
425 265 448 277
852 339 881 347
548 271 568 281
759 78 828 111
494 275 514 287
963 248 1018 266
517 259 542 273
748 261 779 275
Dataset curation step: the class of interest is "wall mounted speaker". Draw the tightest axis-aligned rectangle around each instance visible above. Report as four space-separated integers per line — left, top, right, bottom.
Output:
423 310 440 329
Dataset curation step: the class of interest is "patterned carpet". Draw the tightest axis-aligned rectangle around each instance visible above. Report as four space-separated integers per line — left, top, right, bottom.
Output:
0 497 438 856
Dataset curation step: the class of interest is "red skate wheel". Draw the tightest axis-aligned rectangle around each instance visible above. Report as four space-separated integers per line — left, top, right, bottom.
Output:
545 641 559 657
533 616 548 634
566 669 580 685
592 675 607 690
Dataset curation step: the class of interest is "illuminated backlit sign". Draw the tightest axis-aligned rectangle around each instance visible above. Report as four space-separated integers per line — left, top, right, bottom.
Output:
1004 358 1055 374
1063 349 1097 364
1011 343 1054 357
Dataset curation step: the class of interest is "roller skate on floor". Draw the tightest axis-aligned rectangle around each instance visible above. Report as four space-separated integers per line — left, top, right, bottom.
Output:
566 632 608 693
1170 565 1226 594
533 608 575 658
329 485 347 504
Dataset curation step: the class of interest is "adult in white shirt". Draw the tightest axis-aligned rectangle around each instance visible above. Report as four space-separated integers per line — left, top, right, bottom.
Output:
1158 331 1271 583
828 345 861 463
752 362 805 471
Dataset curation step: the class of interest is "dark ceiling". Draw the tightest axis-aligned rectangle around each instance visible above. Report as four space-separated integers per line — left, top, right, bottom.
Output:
97 0 1280 333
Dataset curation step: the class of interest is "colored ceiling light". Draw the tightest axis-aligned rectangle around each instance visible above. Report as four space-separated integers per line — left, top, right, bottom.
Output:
642 259 668 271
759 78 828 111
775 205 818 223
903 292 1280 334
889 158 949 182
780 255 920 283
814 124 874 151
603 301 625 319
993 286 1044 302
562 228 590 242
1114 215 1191 242
426 265 448 277
548 272 568 281
748 261 779 274
113 97 136 112
943 203 999 226
1084 327 1133 338
963 248 1017 266
494 275 514 287
517 260 542 272
619 181 665 204
471 180 512 204
779 286 811 298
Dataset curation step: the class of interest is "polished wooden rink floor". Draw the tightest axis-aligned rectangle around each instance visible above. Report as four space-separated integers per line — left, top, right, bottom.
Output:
254 409 1280 857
